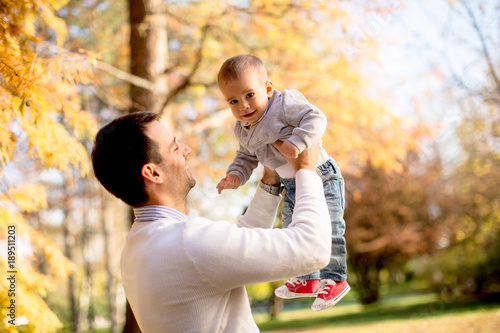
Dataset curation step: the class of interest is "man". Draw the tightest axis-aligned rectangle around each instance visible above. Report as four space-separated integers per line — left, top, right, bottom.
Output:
91 111 331 332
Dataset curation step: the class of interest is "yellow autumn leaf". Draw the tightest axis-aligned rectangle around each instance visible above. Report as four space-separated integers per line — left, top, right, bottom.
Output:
5 184 48 213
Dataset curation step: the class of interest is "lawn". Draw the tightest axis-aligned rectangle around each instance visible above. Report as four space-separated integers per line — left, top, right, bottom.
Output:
254 292 500 332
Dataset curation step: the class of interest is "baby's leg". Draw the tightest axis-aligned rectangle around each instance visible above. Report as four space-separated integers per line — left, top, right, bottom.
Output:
311 159 350 311
321 182 347 281
317 159 347 281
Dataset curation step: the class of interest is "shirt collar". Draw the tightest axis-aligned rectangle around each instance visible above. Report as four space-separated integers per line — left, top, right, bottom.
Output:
133 205 189 223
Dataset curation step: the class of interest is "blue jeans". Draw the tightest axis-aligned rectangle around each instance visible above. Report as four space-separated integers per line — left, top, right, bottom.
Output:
281 158 347 282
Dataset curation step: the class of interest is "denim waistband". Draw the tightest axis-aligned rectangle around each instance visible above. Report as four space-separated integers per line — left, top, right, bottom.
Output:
280 157 339 186
317 157 338 177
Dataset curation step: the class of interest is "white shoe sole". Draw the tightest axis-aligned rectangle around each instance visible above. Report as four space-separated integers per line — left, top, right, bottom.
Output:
311 284 351 311
275 290 317 299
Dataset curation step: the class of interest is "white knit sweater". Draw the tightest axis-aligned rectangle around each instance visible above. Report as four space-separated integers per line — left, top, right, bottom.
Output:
120 169 331 332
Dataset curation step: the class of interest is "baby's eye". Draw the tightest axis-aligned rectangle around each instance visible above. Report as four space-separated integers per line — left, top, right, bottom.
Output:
246 92 255 98
229 99 238 105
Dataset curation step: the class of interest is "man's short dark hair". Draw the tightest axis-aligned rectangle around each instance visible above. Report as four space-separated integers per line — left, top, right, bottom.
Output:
91 111 162 207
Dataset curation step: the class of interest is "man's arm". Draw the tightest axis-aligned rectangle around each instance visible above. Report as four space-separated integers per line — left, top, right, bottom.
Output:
237 166 282 229
185 143 331 290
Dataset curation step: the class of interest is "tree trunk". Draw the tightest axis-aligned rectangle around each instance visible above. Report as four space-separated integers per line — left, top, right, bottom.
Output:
353 255 381 305
123 0 169 331
102 193 118 333
63 168 80 333
81 201 95 331
269 281 283 319
129 0 169 114
123 301 141 333
122 207 142 333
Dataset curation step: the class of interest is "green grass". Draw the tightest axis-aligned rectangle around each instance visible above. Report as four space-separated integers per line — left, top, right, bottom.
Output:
82 329 110 333
62 292 500 332
255 292 500 331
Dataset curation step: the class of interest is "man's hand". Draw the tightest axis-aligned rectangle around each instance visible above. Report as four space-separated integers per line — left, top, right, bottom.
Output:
216 174 241 194
273 140 321 172
279 140 300 159
260 165 280 186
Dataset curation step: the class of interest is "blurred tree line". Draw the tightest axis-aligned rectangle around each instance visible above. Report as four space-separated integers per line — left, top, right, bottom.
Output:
0 0 498 332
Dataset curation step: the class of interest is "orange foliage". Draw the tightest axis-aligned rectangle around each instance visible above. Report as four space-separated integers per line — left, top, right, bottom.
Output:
1 1 96 331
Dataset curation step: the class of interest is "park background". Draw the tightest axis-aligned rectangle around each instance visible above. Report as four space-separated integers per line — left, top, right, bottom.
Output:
0 0 499 332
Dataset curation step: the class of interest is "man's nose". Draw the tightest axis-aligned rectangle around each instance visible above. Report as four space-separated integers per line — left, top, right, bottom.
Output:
180 143 191 156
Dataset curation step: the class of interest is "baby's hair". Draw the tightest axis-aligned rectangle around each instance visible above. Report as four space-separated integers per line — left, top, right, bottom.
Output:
218 54 268 86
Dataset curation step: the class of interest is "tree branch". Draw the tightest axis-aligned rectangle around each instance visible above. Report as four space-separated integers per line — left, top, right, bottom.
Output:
159 23 212 114
37 41 160 94
463 1 500 92
94 60 159 94
93 85 129 113
182 108 233 137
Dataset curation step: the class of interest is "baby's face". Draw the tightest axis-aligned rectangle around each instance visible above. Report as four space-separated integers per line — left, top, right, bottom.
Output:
219 70 273 124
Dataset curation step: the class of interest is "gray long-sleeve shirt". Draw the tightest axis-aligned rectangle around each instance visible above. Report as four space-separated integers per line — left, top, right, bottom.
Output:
227 89 327 185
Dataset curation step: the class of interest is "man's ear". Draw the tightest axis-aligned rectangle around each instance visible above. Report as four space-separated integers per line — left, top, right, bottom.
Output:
141 164 164 184
266 80 274 97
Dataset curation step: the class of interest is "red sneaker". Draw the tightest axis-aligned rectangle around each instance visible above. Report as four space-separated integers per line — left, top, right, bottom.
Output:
275 278 320 299
312 279 350 311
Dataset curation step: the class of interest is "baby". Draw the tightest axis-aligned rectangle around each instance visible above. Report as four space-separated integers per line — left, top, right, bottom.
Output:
216 54 349 311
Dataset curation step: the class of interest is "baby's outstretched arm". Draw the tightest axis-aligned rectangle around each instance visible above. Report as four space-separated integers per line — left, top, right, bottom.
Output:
216 174 241 194
279 140 300 159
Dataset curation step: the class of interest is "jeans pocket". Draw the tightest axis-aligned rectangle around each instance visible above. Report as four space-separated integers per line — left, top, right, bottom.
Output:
338 178 345 210
324 179 345 220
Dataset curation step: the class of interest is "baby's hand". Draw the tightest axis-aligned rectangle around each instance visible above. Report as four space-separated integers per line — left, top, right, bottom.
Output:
279 140 300 159
216 174 241 194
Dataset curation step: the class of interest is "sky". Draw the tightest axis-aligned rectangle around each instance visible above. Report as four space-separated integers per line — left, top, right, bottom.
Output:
375 0 492 112
187 0 499 220
372 0 498 167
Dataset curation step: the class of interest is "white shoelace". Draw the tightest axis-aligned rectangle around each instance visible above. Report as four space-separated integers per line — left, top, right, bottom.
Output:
316 279 336 295
286 277 308 287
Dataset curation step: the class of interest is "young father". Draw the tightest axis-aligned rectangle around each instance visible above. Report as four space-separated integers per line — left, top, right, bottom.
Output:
91 111 331 332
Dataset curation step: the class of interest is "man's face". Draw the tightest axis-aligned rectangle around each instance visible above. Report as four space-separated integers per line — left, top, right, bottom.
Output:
219 70 273 124
146 121 196 195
